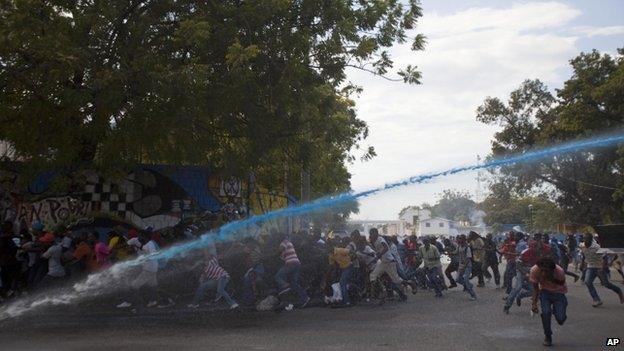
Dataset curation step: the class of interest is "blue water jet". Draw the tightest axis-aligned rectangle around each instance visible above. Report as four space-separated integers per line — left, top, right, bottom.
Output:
2 132 624 319
133 132 624 265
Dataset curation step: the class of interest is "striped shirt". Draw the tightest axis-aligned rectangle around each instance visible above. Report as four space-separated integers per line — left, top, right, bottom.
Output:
280 239 300 265
203 257 229 280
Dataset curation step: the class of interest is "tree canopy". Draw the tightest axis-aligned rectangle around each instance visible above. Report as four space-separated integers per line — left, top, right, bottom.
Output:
476 48 624 225
0 0 426 199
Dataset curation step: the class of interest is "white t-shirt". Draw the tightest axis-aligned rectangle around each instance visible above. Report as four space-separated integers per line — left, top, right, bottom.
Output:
42 244 66 277
373 237 394 262
141 240 159 272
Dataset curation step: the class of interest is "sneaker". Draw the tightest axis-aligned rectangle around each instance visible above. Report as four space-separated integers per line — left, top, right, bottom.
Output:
278 287 291 296
469 296 477 301
146 300 158 308
187 304 199 309
409 281 419 294
299 296 311 308
448 283 458 289
592 300 603 307
116 301 132 309
158 299 175 308
503 305 510 314
230 303 240 310
543 337 553 346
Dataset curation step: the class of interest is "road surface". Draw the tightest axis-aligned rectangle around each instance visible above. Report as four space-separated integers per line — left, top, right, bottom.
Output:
1 274 622 351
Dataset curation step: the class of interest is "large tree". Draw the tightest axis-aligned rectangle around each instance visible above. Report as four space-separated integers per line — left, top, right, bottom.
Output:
0 0 426 198
430 189 476 222
476 49 624 225
478 181 563 232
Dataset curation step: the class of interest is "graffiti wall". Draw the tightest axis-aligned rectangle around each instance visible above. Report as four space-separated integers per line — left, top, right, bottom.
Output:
0 165 293 231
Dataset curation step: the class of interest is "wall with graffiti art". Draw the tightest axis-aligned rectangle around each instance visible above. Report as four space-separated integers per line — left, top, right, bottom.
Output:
0 165 294 231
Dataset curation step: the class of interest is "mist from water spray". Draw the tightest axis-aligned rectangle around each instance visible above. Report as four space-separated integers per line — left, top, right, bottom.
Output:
2 133 624 320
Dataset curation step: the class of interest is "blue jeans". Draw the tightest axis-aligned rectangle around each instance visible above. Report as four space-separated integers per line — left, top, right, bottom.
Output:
457 263 476 298
242 264 265 304
503 261 516 294
584 267 622 302
425 266 444 296
506 268 532 308
275 263 309 304
340 265 354 305
192 275 237 307
539 291 567 338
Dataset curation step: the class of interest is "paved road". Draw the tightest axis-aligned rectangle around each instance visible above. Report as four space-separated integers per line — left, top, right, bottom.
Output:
1 274 623 351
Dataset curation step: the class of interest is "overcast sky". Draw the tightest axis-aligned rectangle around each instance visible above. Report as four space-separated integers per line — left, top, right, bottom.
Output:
346 0 624 220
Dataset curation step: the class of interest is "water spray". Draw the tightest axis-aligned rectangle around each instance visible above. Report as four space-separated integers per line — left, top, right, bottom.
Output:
2 132 624 319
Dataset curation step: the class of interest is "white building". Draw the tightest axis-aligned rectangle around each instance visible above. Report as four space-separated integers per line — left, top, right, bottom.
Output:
398 207 431 225
417 217 454 237
348 220 406 237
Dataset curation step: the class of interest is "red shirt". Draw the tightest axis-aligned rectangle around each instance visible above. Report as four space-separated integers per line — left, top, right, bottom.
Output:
500 240 517 261
529 265 567 294
520 241 551 266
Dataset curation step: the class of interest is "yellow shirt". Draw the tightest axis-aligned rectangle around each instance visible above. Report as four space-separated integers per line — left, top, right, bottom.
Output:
329 248 352 269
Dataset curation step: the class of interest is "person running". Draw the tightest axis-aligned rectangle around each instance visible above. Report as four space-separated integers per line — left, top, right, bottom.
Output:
443 238 458 289
368 228 406 301
275 233 310 308
500 232 517 294
327 239 354 307
419 237 444 297
530 257 568 347
504 234 550 313
557 239 579 282
580 233 624 307
188 245 239 309
483 233 501 287
468 231 486 287
455 234 477 300
117 231 160 309
241 237 265 306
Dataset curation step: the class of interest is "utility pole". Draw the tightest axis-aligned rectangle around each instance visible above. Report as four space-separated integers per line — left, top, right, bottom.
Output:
528 204 534 233
301 169 311 232
475 154 484 203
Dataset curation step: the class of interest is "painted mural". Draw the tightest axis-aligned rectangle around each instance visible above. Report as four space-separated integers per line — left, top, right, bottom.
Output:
0 165 293 231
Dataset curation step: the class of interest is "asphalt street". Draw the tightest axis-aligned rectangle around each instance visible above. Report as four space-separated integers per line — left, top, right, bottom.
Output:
1 273 623 351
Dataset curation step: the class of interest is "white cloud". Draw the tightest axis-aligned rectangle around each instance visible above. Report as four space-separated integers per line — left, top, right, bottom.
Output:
346 1 597 220
572 25 624 37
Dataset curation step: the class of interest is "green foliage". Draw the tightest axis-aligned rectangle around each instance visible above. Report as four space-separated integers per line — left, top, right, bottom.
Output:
478 181 563 231
476 48 624 225
0 0 425 201
430 189 476 222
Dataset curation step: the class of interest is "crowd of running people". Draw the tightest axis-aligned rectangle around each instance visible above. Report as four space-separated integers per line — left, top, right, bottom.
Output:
1 219 623 346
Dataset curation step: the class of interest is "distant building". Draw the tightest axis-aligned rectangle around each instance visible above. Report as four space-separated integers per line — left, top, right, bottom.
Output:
398 207 431 225
417 217 453 236
348 219 406 237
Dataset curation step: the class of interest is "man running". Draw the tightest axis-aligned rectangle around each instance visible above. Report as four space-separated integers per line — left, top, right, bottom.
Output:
580 233 624 307
456 234 477 300
368 228 407 301
276 233 310 308
420 237 444 297
504 234 550 313
444 238 458 289
468 231 486 287
530 257 568 347
500 232 517 294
